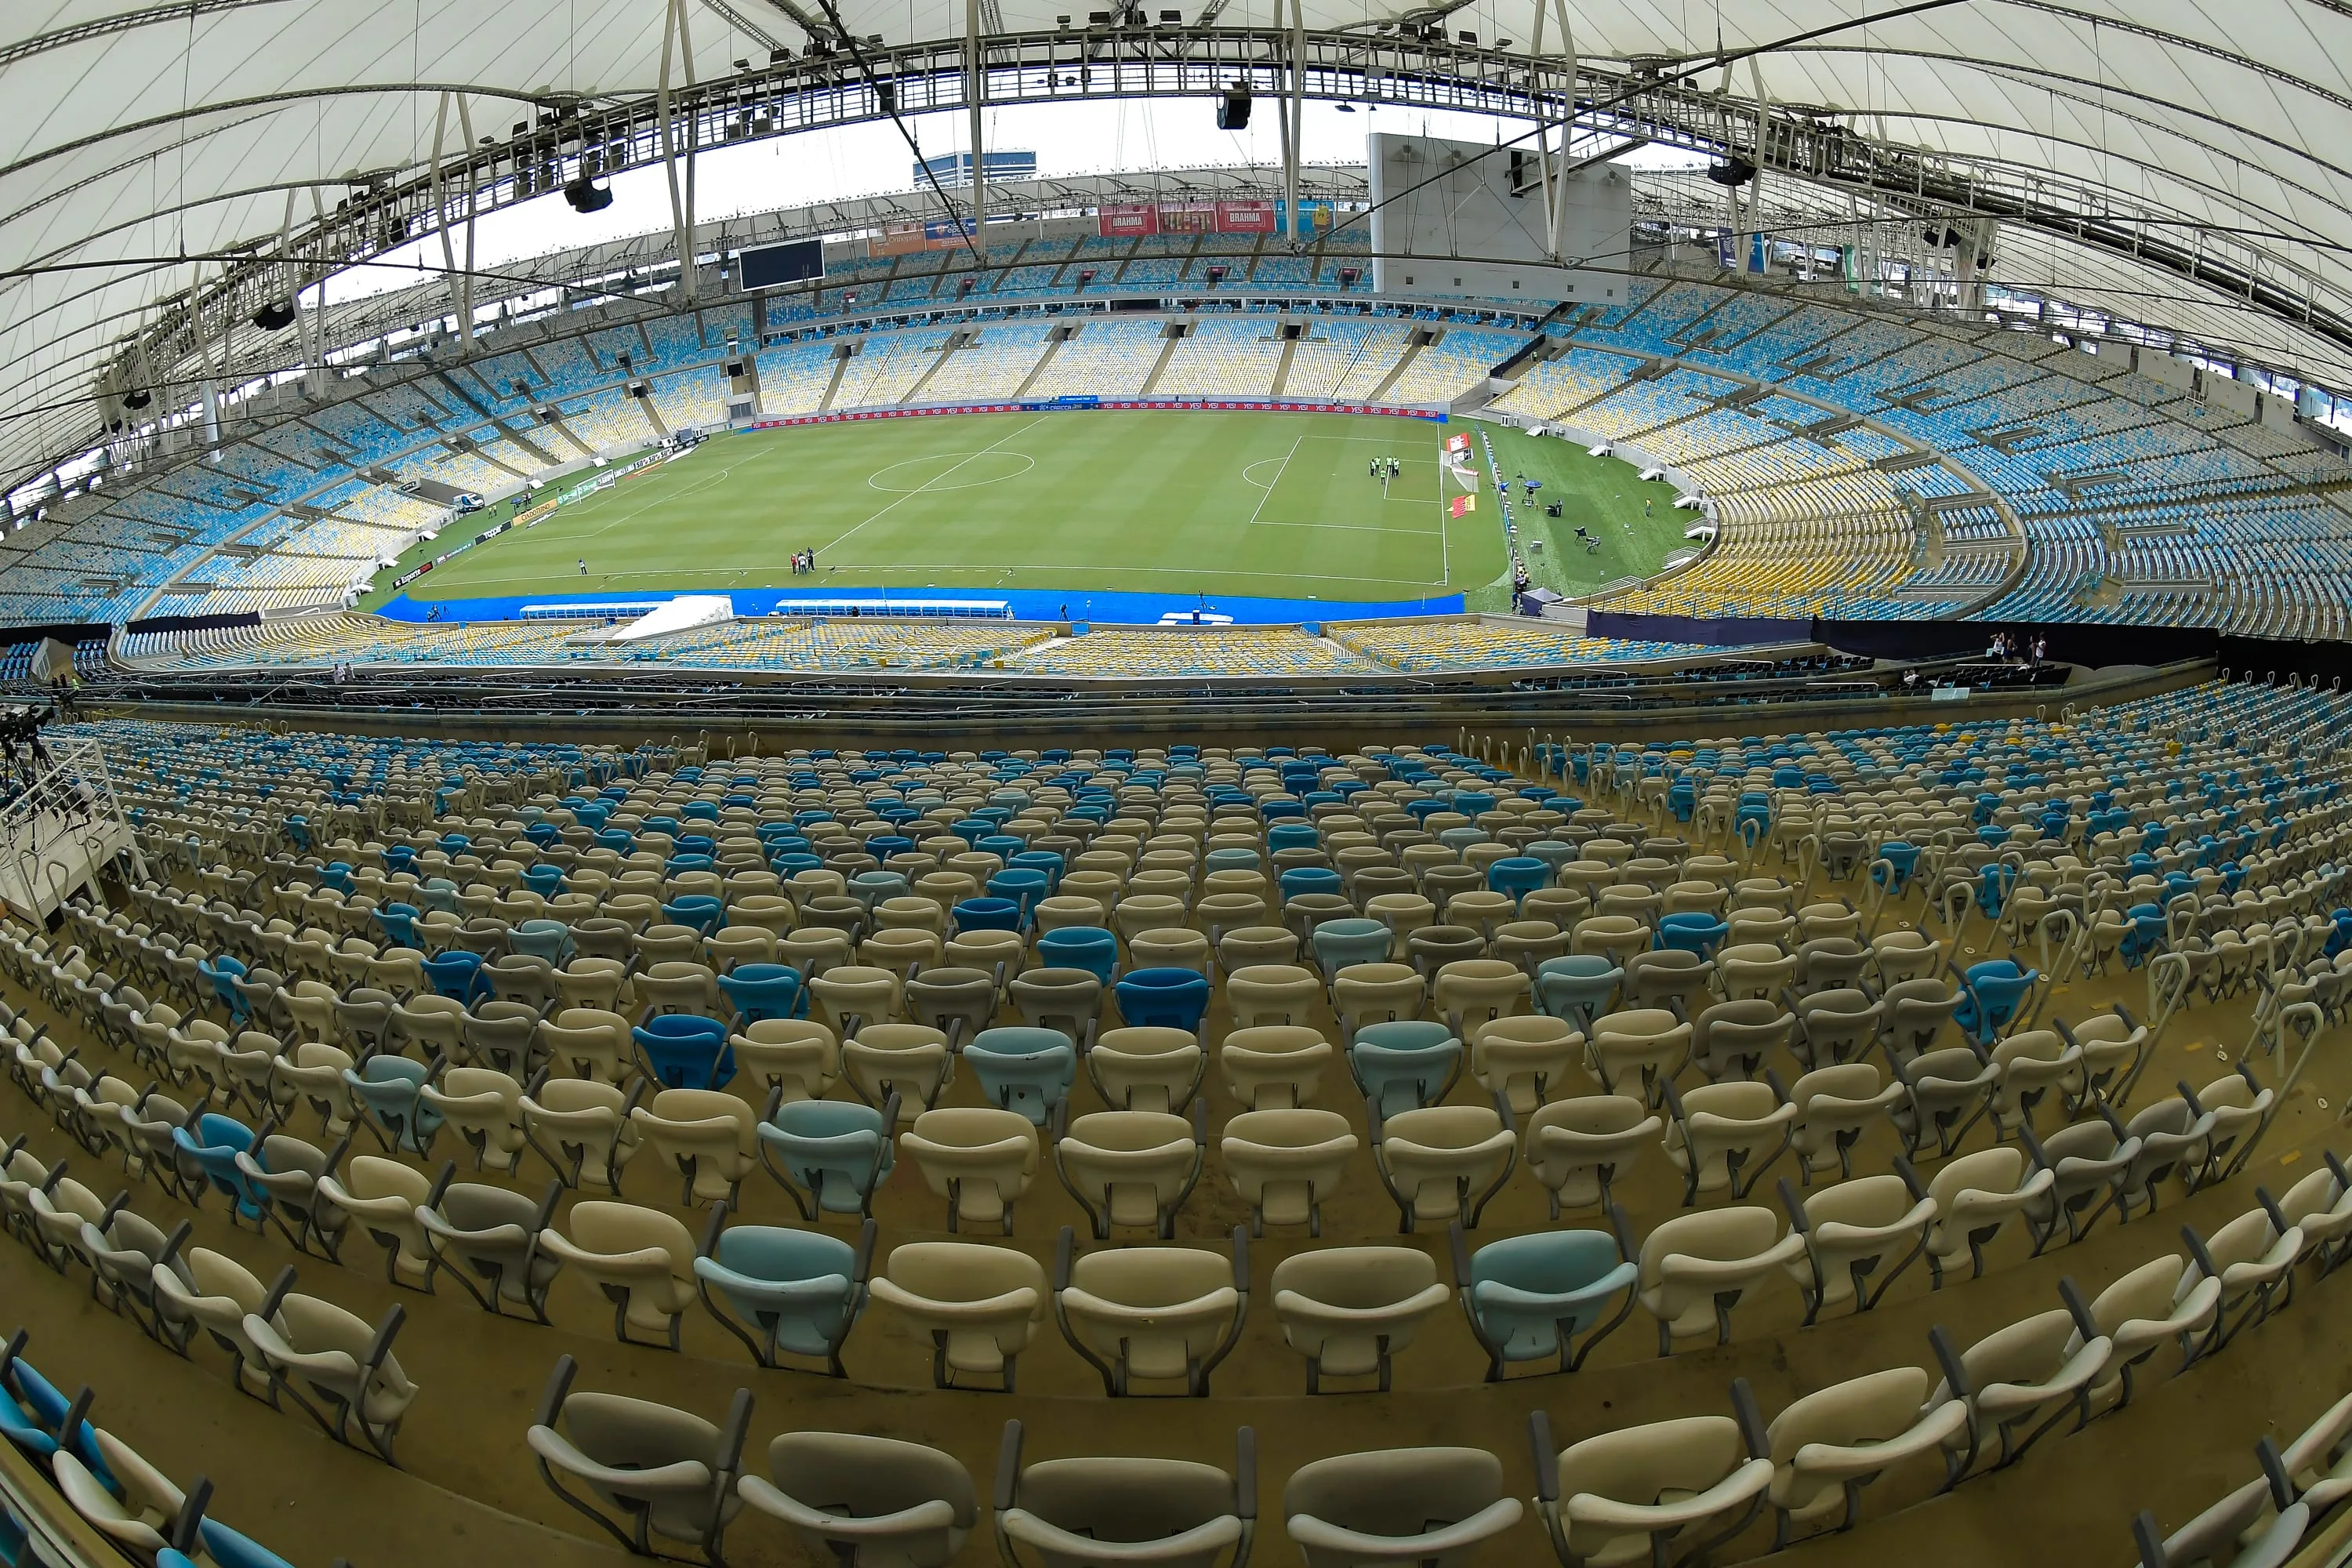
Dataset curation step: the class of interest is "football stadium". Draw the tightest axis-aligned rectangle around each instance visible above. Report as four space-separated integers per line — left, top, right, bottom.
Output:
6 5 2352 1568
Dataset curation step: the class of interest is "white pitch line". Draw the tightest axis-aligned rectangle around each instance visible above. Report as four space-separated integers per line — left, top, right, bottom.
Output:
868 560 1450 589
1249 518 1444 535
1248 433 1305 528
1436 437 1451 583
817 416 1049 556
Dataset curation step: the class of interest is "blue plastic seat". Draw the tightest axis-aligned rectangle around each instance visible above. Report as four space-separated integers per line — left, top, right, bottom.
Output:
1349 1020 1461 1119
1975 862 2016 920
510 919 573 964
987 868 1050 923
849 871 910 909
0 1346 113 1481
1955 960 2038 1046
1278 866 1343 903
1654 912 1728 959
953 897 1022 934
1871 842 1920 896
1486 857 1551 906
692 1221 868 1372
420 949 491 1004
1460 1227 1639 1377
964 1026 1079 1124
1523 840 1578 874
343 1057 441 1153
1436 826 1486 855
171 1112 266 1219
319 862 353 895
717 964 807 1025
1266 822 1322 854
2120 903 2168 968
1036 927 1119 985
659 894 723 935
757 1100 894 1218
1534 956 1622 1030
633 1014 735 1091
1007 851 1064 891
521 864 565 898
1203 847 1264 878
180 1521 296 1568
1310 918 1392 981
198 954 249 1021
1113 968 1211 1033
419 878 462 916
2327 908 2352 960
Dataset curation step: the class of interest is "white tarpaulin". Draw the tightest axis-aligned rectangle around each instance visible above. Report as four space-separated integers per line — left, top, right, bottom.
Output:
613 595 733 644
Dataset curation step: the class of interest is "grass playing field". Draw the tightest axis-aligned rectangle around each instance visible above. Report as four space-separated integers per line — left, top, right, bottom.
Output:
364 409 1688 615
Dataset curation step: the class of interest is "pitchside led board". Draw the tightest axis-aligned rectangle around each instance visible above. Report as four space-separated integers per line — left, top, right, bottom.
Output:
1366 132 1632 306
738 238 826 290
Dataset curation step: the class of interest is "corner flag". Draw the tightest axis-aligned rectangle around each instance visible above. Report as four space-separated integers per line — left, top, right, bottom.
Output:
1449 493 1475 518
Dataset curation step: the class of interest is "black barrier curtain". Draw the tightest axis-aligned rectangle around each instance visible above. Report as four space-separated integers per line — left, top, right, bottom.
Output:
2217 636 2352 688
1585 610 1814 648
1586 609 2239 671
1811 619 2223 668
0 621 112 648
123 612 261 637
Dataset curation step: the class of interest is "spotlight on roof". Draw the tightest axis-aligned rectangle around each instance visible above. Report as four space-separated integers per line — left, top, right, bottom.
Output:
252 299 298 332
564 174 615 214
1704 156 1756 187
1218 82 1251 129
122 388 152 410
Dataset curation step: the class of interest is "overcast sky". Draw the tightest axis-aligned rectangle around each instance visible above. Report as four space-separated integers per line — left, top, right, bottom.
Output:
332 101 1697 303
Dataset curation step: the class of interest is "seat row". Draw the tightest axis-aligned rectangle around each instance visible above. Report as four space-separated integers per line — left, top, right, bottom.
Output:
527 1185 2352 1566
0 1323 337 1567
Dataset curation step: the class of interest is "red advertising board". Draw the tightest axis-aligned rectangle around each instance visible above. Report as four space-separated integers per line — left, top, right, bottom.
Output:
1214 201 1277 234
1097 204 1159 238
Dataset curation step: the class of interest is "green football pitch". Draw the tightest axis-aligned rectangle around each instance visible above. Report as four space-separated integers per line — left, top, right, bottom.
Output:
364 409 1688 613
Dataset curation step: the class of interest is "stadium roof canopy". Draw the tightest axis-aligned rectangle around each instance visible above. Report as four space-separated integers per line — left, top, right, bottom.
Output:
9 0 2352 490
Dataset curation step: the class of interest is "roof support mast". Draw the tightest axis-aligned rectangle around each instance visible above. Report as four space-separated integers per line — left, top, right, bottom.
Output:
430 92 479 349
1525 0 1575 260
1283 0 1305 244
966 0 985 238
660 0 702 303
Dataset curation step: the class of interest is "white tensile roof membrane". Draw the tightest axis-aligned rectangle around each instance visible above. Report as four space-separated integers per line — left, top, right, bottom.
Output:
5 0 2351 487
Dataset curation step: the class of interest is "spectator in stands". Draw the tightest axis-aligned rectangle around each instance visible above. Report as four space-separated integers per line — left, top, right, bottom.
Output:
2032 634 2048 668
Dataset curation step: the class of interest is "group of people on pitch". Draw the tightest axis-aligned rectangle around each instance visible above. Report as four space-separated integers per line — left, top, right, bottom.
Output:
789 547 818 575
